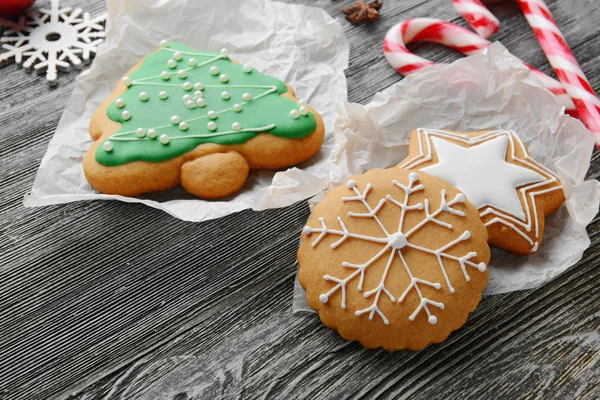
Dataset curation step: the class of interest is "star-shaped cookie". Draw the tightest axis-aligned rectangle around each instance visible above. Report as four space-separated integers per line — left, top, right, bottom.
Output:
400 129 566 255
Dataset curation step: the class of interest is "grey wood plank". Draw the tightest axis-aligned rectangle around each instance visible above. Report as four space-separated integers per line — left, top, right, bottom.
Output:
0 0 598 399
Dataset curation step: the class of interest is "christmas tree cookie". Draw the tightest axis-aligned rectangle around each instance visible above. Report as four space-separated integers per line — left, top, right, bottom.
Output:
298 168 490 351
399 129 565 255
84 41 324 199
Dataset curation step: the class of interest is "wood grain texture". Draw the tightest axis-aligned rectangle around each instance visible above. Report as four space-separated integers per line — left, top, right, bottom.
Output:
0 0 599 399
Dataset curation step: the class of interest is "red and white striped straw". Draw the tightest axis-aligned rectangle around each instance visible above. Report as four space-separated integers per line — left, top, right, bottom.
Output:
517 0 600 144
383 18 577 115
451 0 499 38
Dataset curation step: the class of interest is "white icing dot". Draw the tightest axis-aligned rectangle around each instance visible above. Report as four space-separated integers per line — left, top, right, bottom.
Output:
159 91 169 100
196 98 207 107
179 121 189 131
299 106 309 116
182 82 193 91
161 71 170 80
232 122 242 131
136 128 146 138
194 90 203 99
347 180 357 188
455 193 466 202
319 294 328 303
428 315 438 325
188 57 197 66
194 82 204 90
220 48 229 57
147 128 157 139
103 141 113 152
210 66 219 76
170 115 181 125
433 283 442 289
121 110 131 120
302 226 312 235
159 134 170 144
173 51 182 61
182 94 192 102
138 92 149 101
219 74 229 83
207 110 217 120
159 40 169 48
290 109 300 119
242 64 252 73
122 76 132 87
207 121 217 131
167 59 177 69
242 92 252 101
221 91 230 100
478 262 487 271
409 172 419 180
298 99 307 108
178 69 187 79
233 103 242 112
115 98 125 108
461 231 471 240
416 203 424 210
186 100 196 109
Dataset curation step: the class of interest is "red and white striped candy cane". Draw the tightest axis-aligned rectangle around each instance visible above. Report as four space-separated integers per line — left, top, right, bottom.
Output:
518 0 600 143
451 0 499 38
383 18 577 116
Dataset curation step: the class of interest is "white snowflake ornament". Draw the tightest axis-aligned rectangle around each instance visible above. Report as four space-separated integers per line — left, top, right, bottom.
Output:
0 0 106 86
298 168 490 351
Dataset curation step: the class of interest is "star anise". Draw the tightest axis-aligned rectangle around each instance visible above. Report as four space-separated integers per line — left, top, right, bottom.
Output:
341 0 383 24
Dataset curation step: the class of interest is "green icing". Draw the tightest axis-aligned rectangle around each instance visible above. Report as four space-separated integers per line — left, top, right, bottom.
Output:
96 42 317 166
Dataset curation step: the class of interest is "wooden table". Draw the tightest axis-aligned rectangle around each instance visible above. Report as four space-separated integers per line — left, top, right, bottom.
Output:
1 0 599 399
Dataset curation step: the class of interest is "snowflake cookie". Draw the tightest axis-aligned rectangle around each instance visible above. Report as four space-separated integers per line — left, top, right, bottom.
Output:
83 41 324 199
400 129 566 255
298 168 490 351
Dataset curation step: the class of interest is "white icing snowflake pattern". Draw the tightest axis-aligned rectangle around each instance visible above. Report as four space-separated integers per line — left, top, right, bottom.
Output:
0 0 106 86
303 172 487 325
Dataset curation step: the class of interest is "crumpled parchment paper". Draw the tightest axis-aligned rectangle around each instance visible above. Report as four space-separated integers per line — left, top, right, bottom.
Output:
292 42 600 314
24 0 349 221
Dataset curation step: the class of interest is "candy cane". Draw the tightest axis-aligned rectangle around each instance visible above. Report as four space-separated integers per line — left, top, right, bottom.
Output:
451 0 499 38
383 18 578 116
517 0 600 143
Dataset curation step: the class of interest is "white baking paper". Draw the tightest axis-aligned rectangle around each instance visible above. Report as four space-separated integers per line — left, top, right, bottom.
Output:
293 42 600 314
24 0 349 221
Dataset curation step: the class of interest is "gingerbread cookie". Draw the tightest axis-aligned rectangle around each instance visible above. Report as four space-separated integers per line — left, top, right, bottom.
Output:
298 168 490 351
84 41 324 199
400 129 565 255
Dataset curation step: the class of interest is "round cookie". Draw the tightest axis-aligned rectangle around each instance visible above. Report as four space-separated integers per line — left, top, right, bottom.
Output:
298 168 490 351
399 128 566 255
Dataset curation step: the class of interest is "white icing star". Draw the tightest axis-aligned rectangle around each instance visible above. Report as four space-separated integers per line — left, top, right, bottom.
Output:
421 135 545 220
